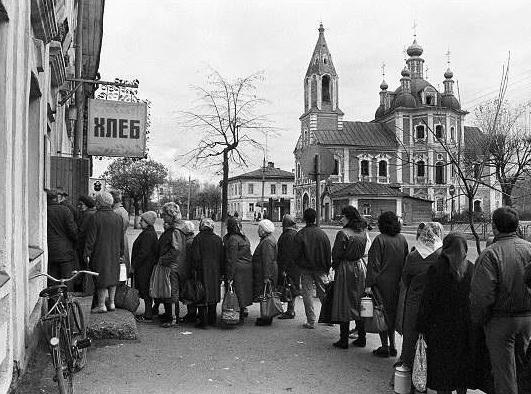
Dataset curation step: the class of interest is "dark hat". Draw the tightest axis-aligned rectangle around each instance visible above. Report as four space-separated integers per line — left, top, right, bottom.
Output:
78 195 95 208
56 188 68 197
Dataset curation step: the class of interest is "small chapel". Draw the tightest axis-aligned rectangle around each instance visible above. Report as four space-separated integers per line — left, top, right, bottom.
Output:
293 24 499 223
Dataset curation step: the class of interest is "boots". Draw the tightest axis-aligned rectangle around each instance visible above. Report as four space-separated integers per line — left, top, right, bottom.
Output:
351 319 366 347
333 322 349 349
107 286 116 311
91 288 108 313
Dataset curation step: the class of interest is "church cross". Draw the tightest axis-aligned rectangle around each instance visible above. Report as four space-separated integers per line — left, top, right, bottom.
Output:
446 48 452 65
381 62 386 78
412 20 418 38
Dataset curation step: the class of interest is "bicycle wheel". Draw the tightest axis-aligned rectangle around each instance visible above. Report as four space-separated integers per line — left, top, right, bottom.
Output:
51 321 74 394
69 299 88 371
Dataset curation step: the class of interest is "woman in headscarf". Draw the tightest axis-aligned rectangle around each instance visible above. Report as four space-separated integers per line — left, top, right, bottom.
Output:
366 211 409 357
180 221 198 323
132 211 159 322
331 205 370 349
191 218 223 328
277 214 300 319
397 221 443 369
253 219 278 326
223 216 253 324
156 202 187 327
417 233 473 394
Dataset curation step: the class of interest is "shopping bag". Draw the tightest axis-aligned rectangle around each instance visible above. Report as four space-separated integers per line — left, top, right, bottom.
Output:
259 281 284 319
119 263 127 282
181 273 205 305
412 334 428 392
318 281 339 324
279 275 295 303
364 290 388 334
221 281 240 326
149 263 171 299
115 280 140 313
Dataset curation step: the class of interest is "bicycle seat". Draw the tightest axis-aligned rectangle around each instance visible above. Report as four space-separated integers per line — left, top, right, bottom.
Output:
39 285 67 298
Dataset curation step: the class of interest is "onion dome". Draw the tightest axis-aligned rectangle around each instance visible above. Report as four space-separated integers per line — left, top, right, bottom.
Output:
380 79 388 90
444 68 453 79
401 67 411 77
375 105 386 119
394 93 417 108
407 39 423 57
441 95 461 110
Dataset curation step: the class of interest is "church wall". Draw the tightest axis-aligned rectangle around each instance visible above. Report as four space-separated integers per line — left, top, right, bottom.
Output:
349 149 358 182
403 116 410 146
310 76 317 108
389 157 398 183
316 113 338 131
402 152 411 184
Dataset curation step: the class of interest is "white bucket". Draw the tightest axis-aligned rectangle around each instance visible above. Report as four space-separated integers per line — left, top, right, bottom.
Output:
394 365 412 394
360 296 374 318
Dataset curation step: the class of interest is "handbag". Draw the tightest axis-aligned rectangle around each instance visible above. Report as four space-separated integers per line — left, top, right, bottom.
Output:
181 272 205 305
412 334 428 392
221 281 240 326
364 289 388 334
149 263 171 299
318 281 339 324
115 279 140 313
259 281 284 319
279 274 295 303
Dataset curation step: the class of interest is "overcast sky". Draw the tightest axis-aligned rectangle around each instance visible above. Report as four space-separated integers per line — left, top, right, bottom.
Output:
93 0 531 181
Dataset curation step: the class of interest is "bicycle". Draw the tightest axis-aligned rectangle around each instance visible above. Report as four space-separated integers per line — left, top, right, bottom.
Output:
31 270 99 394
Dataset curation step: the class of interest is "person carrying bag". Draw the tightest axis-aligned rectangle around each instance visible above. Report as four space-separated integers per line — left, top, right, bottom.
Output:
221 280 240 327
259 280 284 323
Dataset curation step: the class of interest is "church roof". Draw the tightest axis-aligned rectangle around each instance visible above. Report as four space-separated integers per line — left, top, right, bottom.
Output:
305 24 337 77
313 121 398 148
329 182 433 202
228 165 294 182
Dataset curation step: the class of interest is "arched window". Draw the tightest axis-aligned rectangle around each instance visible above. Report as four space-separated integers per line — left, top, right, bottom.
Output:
378 160 387 177
296 163 301 179
360 160 369 177
435 162 445 184
473 200 482 213
435 124 443 139
417 161 425 177
322 75 331 102
450 126 455 141
416 125 425 140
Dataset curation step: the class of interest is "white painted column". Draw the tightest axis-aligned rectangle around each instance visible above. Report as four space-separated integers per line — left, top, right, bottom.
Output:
396 198 403 217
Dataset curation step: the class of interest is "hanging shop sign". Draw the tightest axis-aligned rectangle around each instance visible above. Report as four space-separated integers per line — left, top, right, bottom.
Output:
87 99 147 157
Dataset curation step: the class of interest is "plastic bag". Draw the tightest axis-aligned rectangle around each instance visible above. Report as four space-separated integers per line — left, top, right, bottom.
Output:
412 334 428 392
149 263 171 299
221 281 240 325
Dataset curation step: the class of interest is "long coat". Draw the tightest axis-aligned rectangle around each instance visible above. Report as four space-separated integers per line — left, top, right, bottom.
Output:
252 234 278 299
417 257 475 391
47 201 77 263
223 233 253 307
131 225 159 298
114 204 131 275
399 248 441 367
191 229 223 305
366 233 409 330
84 207 124 288
331 228 368 322
158 222 187 303
277 227 301 287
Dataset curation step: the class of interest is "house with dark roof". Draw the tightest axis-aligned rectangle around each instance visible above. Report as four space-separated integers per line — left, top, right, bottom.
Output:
227 162 294 221
293 24 500 221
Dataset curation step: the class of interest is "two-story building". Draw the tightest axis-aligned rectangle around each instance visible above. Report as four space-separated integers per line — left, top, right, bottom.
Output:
227 162 295 221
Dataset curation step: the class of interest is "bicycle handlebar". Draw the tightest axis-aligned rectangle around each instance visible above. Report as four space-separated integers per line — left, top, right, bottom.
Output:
30 270 99 284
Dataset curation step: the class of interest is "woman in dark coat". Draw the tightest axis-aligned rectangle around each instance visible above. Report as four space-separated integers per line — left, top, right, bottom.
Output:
132 211 159 321
253 219 278 326
191 218 223 328
84 192 124 313
277 214 300 319
77 195 97 295
223 216 253 323
331 205 370 349
366 211 409 357
417 233 472 394
398 222 443 369
180 221 198 323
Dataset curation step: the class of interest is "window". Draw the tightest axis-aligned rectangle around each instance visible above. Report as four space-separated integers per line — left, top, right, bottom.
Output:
474 200 482 213
473 163 481 179
417 161 425 177
332 159 339 175
360 160 369 177
322 75 331 102
378 160 387 177
248 183 254 194
282 184 287 194
296 163 301 178
238 184 242 195
435 124 443 139
436 198 444 212
270 184 276 195
435 162 445 184
426 95 434 105
450 126 455 141
249 203 254 212
416 125 425 140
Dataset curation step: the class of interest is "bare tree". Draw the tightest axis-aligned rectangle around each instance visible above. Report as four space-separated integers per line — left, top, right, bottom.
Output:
180 70 271 223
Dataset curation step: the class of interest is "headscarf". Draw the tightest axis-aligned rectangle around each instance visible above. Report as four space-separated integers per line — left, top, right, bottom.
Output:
415 221 444 259
161 202 182 224
282 214 297 230
440 232 468 280
227 216 243 236
140 211 157 226
183 220 195 235
199 218 215 231
258 219 275 236
95 191 114 208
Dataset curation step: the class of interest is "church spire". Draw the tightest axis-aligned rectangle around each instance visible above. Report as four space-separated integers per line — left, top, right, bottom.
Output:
305 23 337 78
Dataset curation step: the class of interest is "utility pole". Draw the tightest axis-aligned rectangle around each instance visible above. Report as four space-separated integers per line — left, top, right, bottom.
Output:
315 154 321 226
73 0 83 158
187 174 192 220
261 156 265 218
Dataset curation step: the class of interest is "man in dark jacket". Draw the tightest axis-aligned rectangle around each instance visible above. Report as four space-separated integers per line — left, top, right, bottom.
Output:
471 207 531 394
294 208 331 329
47 190 78 288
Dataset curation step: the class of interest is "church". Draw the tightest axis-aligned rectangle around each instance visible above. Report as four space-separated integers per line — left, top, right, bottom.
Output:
293 24 499 222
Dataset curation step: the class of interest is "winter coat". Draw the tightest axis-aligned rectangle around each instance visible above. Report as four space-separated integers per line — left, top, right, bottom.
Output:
277 227 301 284
61 200 79 225
114 203 131 275
83 206 124 288
331 228 368 322
157 222 187 302
294 224 331 273
131 225 159 298
191 229 223 305
471 233 531 324
47 201 78 263
77 208 96 254
366 233 409 330
223 233 254 307
252 233 278 299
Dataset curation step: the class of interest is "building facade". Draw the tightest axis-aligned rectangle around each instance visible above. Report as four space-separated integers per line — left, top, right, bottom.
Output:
0 1 103 390
294 25 499 221
227 162 295 221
